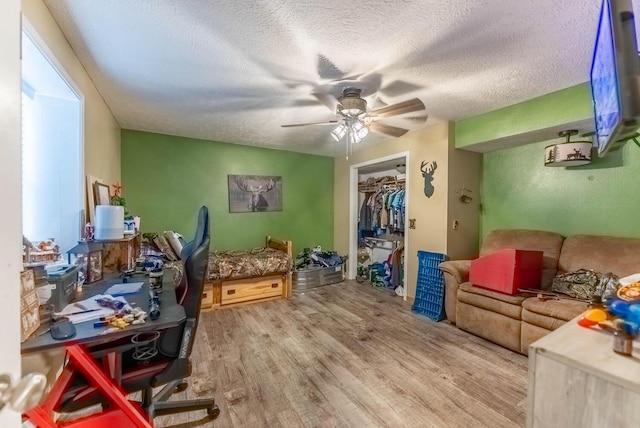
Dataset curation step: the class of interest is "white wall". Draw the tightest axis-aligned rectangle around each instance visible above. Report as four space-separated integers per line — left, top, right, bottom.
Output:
22 0 121 186
0 0 23 425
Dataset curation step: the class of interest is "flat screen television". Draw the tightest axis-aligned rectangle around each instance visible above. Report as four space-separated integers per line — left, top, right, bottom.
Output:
590 0 640 157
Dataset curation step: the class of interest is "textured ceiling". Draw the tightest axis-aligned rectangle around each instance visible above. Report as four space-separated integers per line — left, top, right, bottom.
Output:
43 0 616 156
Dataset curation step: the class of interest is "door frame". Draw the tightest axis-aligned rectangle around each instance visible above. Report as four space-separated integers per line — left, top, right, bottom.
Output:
1 0 23 425
348 151 410 300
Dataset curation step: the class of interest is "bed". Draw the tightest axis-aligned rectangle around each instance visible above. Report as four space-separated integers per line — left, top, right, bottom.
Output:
202 236 293 308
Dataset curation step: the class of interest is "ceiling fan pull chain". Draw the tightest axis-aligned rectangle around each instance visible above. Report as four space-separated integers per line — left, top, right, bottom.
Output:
346 128 350 160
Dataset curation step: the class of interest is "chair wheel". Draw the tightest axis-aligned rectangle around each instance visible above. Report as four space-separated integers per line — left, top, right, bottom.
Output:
207 405 220 419
174 380 188 393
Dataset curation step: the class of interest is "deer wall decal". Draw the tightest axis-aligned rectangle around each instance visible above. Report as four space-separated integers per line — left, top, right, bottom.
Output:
420 160 437 198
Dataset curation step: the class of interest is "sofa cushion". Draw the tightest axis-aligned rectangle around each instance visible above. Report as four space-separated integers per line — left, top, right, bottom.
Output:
521 298 588 355
522 297 587 323
456 301 522 353
521 322 553 355
458 283 525 319
558 234 640 278
480 229 565 290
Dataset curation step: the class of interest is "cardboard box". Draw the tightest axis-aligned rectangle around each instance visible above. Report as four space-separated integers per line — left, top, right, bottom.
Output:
20 270 40 342
469 249 543 295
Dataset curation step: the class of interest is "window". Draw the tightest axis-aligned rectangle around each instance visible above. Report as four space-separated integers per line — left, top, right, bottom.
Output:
21 27 83 255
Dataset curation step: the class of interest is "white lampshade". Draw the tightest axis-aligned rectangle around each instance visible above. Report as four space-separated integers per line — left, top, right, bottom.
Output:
544 142 593 167
95 205 124 240
331 124 346 142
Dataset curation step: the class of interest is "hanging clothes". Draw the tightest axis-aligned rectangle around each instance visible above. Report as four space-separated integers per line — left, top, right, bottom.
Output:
390 244 405 288
358 177 405 235
358 192 374 235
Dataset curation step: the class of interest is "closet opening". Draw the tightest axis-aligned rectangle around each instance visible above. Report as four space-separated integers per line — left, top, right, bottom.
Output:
349 152 409 300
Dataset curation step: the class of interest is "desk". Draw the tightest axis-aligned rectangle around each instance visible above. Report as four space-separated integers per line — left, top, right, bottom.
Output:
527 317 640 427
22 272 185 354
22 272 185 428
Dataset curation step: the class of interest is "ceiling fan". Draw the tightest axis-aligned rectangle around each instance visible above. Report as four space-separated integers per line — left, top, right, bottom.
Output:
281 87 427 157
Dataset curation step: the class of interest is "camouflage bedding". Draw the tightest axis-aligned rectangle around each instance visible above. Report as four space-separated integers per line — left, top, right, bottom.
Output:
207 247 292 281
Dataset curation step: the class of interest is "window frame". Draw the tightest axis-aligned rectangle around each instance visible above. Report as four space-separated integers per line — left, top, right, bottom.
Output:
22 17 85 251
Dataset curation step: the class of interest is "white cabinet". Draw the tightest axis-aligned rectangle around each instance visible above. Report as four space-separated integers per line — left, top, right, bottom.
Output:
527 318 640 428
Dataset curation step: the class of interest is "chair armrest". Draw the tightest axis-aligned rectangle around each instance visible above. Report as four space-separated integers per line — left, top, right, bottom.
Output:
439 260 471 284
152 318 195 386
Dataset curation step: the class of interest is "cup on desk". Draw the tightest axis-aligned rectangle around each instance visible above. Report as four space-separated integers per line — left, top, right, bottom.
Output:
149 270 163 292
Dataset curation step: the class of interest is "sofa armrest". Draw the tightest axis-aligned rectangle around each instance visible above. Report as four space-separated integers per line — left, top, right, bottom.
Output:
439 260 471 324
439 260 471 284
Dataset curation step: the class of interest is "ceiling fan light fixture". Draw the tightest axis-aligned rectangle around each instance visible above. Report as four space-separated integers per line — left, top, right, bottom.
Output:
281 86 426 160
357 124 369 139
337 88 367 116
348 130 362 145
331 124 347 142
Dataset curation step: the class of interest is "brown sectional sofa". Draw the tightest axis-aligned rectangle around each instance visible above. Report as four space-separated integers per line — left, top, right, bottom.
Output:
439 229 640 355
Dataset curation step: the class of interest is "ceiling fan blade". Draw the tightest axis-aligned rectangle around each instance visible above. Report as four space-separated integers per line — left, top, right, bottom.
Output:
369 98 425 118
312 92 339 112
379 80 424 97
281 120 338 128
369 122 409 138
317 54 347 80
369 94 389 110
402 113 429 123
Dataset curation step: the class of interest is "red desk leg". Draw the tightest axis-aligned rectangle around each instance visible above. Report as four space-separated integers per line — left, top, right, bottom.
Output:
24 344 152 428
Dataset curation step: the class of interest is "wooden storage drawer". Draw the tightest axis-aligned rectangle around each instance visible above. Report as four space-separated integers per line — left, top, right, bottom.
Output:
221 276 283 305
201 283 214 309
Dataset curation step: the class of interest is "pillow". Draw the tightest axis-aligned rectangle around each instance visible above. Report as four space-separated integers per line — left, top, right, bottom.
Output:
153 234 178 261
164 230 185 260
551 269 619 301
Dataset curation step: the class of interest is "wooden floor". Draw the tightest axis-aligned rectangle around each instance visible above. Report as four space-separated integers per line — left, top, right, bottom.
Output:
156 280 528 428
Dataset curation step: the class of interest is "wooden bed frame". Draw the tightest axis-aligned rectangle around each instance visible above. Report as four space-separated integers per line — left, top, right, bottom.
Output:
201 236 293 309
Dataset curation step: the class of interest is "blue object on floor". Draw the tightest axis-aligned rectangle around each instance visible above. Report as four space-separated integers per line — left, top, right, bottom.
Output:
412 251 447 321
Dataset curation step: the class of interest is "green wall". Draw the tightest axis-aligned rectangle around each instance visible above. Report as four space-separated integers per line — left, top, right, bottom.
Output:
121 130 334 253
456 84 592 149
481 136 640 239
455 83 640 237
455 81 640 240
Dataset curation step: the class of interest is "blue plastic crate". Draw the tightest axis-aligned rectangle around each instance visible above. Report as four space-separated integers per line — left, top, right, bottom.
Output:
412 251 447 321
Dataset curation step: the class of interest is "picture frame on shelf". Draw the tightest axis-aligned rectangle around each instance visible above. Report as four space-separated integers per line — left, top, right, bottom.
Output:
93 182 111 206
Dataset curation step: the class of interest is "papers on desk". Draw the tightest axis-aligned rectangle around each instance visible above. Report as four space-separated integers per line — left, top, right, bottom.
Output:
105 281 144 296
55 294 130 324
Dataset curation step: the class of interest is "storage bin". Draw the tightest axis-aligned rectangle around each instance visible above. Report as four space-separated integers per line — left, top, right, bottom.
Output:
469 248 543 294
293 264 345 291
412 251 447 321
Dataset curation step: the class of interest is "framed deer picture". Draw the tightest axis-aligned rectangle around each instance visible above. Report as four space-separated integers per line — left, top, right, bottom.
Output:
228 175 283 213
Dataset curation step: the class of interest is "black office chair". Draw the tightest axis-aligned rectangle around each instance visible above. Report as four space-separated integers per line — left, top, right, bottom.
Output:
59 206 219 420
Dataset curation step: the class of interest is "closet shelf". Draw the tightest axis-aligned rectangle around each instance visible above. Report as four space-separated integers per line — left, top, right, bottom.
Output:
363 237 402 249
358 175 405 193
